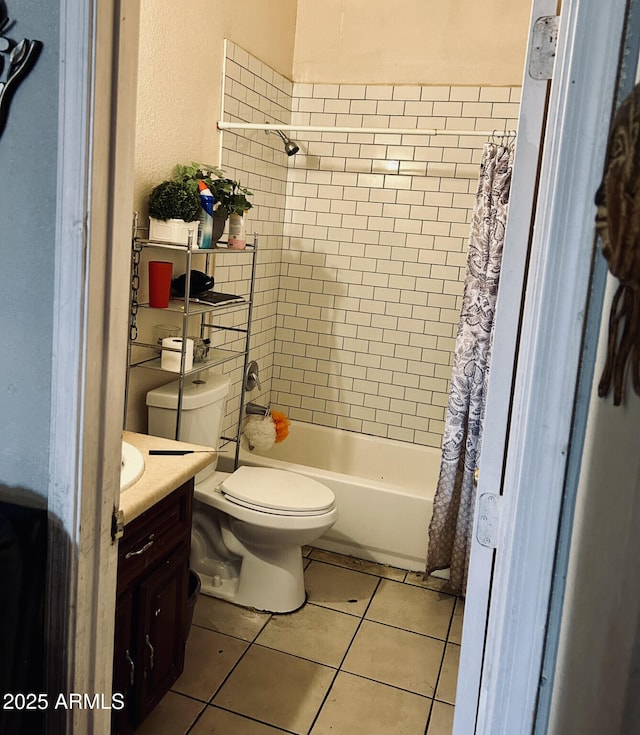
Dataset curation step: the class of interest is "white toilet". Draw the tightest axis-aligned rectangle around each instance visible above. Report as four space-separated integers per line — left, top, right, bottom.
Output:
146 373 338 613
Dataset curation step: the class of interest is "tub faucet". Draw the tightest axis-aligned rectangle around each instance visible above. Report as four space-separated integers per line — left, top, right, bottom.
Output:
245 360 261 391
246 402 270 417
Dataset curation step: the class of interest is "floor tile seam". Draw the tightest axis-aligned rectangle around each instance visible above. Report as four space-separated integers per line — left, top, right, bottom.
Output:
337 600 449 702
332 577 382 672
309 572 386 728
183 698 215 735
304 665 342 735
304 599 368 619
423 701 456 735
248 571 385 734
197 600 369 674
427 629 456 717
362 615 451 643
432 694 456 707
197 635 257 709
254 610 275 639
167 688 213 706
427 602 460 705
334 669 436 702
196 702 298 735
360 575 383 616
244 639 343 671
156 690 208 735
443 599 458 640
307 555 402 580
383 575 459 601
403 579 460 596
423 699 434 735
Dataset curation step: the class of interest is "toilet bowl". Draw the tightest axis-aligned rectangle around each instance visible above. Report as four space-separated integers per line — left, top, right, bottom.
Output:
192 466 337 612
146 373 338 613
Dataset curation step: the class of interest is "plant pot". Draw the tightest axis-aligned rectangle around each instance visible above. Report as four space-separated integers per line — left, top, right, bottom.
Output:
212 211 228 246
199 211 228 249
149 217 200 246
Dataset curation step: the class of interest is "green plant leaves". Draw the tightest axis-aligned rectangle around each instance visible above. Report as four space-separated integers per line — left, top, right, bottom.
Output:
172 162 253 217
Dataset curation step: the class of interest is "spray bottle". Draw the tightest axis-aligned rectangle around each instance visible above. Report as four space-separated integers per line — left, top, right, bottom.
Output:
198 180 215 249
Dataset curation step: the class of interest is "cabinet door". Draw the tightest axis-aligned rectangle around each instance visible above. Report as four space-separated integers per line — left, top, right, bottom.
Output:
137 543 189 722
112 590 136 735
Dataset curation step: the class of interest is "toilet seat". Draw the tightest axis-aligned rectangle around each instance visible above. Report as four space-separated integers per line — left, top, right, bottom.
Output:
220 466 335 516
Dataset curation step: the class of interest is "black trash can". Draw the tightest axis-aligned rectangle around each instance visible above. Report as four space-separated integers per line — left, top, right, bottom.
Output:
185 569 201 643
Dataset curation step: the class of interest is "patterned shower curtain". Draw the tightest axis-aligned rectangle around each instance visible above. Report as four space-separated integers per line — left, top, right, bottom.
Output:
425 142 514 597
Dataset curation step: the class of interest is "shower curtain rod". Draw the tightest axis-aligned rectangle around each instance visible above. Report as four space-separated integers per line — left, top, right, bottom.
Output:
217 121 517 139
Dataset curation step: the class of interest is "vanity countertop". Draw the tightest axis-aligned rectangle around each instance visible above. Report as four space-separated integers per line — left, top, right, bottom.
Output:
120 430 217 525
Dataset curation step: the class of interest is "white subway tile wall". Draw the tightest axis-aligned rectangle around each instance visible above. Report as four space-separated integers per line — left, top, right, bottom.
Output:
220 42 519 448
215 42 293 438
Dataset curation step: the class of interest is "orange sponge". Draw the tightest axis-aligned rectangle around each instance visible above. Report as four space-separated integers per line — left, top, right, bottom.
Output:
271 410 290 443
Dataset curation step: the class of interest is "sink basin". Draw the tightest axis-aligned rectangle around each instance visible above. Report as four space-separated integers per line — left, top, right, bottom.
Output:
121 441 145 491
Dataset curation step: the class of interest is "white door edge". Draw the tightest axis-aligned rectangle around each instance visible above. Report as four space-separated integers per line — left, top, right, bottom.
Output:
452 1 556 732
47 2 139 732
471 1 628 733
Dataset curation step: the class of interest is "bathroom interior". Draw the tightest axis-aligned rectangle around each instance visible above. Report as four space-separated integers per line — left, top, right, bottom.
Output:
6 2 640 734
111 0 530 735
116 2 532 734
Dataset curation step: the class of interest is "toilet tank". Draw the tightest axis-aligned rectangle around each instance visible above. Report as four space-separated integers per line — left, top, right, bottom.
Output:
146 373 231 469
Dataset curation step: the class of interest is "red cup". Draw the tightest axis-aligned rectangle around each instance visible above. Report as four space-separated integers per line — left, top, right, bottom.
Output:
148 261 173 308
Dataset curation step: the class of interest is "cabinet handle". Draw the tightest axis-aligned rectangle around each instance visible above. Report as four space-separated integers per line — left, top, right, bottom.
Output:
145 634 155 670
125 534 155 559
125 649 135 686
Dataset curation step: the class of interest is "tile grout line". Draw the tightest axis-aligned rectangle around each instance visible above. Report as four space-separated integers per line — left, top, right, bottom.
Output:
181 609 275 735
174 552 461 735
423 595 459 734
304 575 384 734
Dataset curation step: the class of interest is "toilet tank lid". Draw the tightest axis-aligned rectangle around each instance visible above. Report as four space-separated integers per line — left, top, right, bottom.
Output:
146 372 231 410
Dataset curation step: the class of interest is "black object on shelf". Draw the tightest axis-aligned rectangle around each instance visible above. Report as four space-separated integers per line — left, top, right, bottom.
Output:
171 270 214 297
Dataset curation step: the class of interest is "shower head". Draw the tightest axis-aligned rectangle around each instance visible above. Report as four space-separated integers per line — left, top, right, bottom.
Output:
275 129 299 156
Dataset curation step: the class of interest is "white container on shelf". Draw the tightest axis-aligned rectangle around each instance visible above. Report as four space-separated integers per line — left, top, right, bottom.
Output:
161 337 194 372
227 213 246 249
149 217 200 246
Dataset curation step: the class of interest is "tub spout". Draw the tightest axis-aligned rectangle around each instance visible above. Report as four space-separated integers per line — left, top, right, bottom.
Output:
246 402 270 417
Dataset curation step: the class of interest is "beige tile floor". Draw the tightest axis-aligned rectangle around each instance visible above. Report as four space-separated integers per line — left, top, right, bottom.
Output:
135 548 463 735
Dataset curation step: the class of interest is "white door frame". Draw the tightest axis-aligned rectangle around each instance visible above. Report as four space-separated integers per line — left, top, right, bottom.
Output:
456 0 629 732
452 1 555 730
47 1 139 732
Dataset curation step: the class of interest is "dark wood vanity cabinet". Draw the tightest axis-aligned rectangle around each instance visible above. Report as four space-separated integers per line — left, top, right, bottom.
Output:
112 480 193 735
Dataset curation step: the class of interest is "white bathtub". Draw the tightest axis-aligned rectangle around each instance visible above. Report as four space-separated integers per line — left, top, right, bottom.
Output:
219 421 440 572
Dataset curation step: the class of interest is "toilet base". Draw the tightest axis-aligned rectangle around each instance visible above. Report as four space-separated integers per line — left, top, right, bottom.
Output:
193 544 307 613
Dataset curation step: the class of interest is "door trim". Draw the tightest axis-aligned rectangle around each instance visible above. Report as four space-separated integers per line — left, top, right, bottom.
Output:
47 1 139 732
453 2 556 731
472 0 628 732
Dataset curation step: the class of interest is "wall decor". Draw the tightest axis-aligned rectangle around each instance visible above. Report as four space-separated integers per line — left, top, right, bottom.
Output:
0 8 42 139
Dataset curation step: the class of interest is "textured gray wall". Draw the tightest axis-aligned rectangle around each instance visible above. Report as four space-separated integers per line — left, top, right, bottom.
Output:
0 1 60 495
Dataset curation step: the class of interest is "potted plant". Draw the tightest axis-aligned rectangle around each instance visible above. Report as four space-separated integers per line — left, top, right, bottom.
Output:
173 163 253 245
147 180 201 245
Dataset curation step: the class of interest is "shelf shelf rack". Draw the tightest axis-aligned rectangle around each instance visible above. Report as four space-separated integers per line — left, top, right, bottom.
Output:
124 214 258 469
